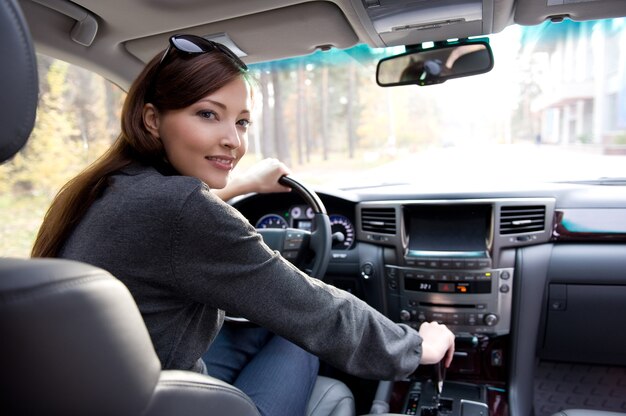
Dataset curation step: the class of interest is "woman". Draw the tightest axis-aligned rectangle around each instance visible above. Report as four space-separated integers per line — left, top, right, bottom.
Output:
32 34 455 416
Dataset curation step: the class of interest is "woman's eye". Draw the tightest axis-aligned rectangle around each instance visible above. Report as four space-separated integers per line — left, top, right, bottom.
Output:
237 119 251 128
198 110 217 119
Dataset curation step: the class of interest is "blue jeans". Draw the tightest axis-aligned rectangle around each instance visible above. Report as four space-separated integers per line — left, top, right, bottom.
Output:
202 323 319 416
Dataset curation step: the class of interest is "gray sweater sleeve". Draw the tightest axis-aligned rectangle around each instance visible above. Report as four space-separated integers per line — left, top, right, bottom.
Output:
171 184 423 380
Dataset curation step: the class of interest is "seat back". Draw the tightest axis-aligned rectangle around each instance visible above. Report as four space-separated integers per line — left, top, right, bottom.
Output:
0 258 162 414
0 260 261 416
0 0 37 162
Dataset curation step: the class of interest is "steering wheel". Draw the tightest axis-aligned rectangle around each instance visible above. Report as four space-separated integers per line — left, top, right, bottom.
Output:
224 175 332 324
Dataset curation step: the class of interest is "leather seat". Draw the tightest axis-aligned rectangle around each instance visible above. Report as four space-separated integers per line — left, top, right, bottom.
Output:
0 258 260 415
0 1 354 415
0 257 355 416
307 377 355 416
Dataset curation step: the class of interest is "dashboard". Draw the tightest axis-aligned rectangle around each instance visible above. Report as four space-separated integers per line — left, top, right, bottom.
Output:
231 180 626 370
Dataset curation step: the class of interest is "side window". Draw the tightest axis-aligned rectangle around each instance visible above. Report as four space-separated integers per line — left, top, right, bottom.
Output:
0 54 125 258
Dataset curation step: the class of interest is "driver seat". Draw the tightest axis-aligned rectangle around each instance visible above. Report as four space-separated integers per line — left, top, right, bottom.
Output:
0 1 354 415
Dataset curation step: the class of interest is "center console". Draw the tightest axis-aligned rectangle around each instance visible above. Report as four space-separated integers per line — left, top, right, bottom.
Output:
356 198 556 416
378 202 517 336
364 377 495 416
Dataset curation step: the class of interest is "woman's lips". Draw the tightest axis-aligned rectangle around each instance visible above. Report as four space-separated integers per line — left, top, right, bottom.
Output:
205 156 234 171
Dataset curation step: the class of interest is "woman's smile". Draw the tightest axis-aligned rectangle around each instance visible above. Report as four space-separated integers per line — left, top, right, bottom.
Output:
205 155 235 171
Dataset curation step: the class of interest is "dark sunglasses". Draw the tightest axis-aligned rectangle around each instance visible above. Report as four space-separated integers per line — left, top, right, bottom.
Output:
158 34 248 71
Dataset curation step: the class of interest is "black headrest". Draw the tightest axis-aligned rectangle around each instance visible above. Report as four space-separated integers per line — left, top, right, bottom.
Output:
0 0 38 163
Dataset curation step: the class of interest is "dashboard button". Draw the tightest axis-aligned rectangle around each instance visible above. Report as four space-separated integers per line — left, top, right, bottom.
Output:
284 240 302 250
452 259 465 268
431 312 447 322
450 317 463 325
477 259 491 268
427 259 440 268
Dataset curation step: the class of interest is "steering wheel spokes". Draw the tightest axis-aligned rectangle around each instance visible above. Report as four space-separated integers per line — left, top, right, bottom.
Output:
257 227 311 268
225 176 331 324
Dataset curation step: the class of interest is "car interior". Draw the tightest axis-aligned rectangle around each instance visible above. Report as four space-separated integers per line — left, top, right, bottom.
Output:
1 0 626 415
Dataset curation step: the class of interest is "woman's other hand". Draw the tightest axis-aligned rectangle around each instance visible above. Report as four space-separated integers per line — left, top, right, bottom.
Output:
418 321 455 367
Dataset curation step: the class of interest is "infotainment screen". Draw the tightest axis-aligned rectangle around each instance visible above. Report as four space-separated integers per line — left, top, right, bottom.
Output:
405 204 491 256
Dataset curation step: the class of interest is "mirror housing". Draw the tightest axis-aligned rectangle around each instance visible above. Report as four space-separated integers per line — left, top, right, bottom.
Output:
376 39 494 87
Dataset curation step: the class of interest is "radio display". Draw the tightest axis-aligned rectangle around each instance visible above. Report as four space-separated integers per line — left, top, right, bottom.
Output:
404 278 491 294
405 204 491 256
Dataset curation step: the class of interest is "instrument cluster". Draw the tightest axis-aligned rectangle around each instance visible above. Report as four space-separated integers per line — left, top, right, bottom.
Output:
255 204 355 250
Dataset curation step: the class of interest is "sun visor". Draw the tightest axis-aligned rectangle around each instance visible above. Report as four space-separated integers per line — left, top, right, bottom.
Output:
124 2 359 65
351 0 498 47
515 0 626 26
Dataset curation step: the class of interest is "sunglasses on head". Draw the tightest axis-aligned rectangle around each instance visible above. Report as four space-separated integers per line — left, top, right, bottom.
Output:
146 34 248 102
158 34 248 71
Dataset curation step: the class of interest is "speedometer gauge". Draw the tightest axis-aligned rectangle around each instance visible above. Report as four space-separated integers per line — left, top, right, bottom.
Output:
329 215 355 250
255 214 288 229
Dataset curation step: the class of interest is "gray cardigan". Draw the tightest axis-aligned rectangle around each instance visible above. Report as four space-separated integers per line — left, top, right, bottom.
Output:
60 163 423 380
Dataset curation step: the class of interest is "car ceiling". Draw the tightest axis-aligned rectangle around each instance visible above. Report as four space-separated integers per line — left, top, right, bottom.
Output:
17 0 626 90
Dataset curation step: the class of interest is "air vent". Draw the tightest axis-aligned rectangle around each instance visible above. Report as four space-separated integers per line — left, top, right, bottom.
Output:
361 208 397 234
500 205 546 235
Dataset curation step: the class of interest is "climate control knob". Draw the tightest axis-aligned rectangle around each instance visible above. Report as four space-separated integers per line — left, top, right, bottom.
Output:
399 310 411 322
484 313 499 326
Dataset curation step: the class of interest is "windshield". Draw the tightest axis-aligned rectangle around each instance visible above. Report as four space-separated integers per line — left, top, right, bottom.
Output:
240 17 626 188
1 18 626 257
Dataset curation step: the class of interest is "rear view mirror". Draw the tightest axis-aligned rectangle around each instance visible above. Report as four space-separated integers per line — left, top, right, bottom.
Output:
376 40 494 87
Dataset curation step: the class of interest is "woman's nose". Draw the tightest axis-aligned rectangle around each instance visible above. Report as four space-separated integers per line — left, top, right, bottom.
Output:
221 125 242 149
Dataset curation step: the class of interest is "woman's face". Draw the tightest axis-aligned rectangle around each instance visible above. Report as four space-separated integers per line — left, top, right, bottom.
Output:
145 76 252 189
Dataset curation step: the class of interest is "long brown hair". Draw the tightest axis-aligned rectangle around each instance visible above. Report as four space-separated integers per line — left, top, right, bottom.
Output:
32 44 250 258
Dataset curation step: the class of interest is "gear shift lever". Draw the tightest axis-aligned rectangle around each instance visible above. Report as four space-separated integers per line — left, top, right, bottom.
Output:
434 360 445 397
